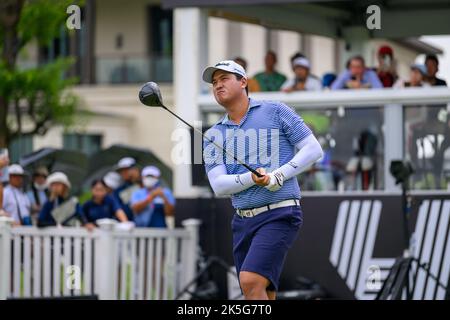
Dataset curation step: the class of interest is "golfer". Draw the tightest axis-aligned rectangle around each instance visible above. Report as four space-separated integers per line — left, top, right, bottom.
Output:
202 60 323 300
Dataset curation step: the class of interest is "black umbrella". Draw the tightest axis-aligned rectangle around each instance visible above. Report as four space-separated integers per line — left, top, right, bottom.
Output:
84 144 173 190
19 148 88 195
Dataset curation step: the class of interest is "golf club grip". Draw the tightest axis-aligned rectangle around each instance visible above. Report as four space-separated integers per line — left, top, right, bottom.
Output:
243 165 264 178
162 106 264 178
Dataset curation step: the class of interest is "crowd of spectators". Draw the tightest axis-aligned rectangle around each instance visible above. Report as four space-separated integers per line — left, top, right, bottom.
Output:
0 155 174 230
233 46 447 93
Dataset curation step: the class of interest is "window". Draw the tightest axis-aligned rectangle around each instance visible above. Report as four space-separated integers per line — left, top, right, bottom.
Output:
9 135 33 163
63 133 102 156
40 26 70 62
148 5 173 82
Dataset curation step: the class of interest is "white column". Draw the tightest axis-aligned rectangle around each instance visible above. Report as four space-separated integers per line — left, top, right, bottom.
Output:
277 30 301 77
173 8 209 198
179 218 202 299
340 26 371 69
384 104 403 191
208 17 228 66
95 219 117 300
0 217 14 300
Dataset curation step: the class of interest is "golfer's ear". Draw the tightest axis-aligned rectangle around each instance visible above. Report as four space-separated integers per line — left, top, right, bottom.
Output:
241 77 248 89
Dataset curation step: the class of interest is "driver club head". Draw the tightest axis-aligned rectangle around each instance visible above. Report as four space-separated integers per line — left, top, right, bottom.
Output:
139 81 164 107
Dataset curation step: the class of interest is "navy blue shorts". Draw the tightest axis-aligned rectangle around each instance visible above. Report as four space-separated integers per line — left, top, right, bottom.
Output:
231 204 303 292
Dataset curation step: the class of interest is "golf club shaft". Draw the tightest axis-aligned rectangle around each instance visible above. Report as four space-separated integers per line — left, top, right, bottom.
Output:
162 106 264 178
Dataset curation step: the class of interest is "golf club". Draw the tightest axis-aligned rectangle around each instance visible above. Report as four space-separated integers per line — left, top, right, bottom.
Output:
138 81 263 178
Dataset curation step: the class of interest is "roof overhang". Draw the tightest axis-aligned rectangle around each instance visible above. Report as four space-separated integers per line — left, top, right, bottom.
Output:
162 0 450 38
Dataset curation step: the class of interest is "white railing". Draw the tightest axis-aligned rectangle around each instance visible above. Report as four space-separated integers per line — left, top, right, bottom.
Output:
0 217 201 300
198 87 450 110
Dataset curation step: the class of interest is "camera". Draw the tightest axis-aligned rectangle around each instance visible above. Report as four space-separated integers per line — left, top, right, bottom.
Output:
390 160 414 185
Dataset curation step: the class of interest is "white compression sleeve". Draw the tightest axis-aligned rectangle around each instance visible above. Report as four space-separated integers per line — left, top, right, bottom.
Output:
207 165 255 196
276 134 324 180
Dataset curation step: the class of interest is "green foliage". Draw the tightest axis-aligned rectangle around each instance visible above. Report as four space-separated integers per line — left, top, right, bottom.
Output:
18 0 78 48
301 112 331 134
0 57 80 137
0 0 85 145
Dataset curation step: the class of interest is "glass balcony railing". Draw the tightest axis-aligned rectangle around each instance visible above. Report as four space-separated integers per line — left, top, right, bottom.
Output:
404 103 449 190
95 54 172 84
199 87 450 192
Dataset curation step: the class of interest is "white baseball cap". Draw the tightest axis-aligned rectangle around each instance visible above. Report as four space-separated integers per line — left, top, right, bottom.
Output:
103 171 122 189
8 164 25 176
293 57 310 69
410 63 427 76
47 172 71 189
142 165 161 178
202 60 247 83
116 157 136 170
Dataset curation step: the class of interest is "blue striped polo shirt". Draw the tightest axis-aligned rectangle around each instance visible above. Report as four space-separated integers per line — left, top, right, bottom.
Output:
203 98 312 209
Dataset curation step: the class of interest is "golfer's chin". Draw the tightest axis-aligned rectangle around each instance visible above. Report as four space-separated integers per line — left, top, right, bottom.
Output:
214 92 229 105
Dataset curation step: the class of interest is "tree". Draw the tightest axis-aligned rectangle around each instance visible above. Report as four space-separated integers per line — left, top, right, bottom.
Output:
0 0 82 149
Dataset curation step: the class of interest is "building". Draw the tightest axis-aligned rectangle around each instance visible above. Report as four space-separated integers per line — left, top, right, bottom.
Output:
12 0 446 195
6 0 450 300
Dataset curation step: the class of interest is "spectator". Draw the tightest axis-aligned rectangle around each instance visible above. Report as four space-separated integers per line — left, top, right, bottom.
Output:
290 52 306 68
82 179 128 230
322 73 337 89
113 157 140 221
424 54 447 86
253 51 287 91
0 153 9 216
394 64 430 88
38 172 85 228
375 45 397 87
281 57 322 92
103 171 122 194
233 57 260 92
26 166 49 220
130 166 175 228
331 55 383 90
1 164 32 226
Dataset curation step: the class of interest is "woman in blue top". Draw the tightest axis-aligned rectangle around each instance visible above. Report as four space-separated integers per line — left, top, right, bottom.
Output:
37 172 86 228
82 179 128 230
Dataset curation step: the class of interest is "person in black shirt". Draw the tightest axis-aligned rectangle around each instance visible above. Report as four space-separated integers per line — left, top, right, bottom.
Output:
425 54 447 86
82 179 128 230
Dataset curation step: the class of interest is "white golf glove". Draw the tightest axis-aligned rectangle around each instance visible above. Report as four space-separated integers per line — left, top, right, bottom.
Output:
264 170 285 192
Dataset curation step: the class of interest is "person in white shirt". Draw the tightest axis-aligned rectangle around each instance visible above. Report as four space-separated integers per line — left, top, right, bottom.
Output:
281 57 322 92
0 153 10 216
393 64 430 88
2 164 32 226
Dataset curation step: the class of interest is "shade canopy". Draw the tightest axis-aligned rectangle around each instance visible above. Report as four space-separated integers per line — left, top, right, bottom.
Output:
84 144 173 190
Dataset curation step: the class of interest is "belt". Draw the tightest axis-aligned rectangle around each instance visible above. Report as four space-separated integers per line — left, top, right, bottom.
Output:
236 199 300 218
